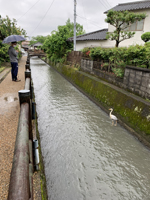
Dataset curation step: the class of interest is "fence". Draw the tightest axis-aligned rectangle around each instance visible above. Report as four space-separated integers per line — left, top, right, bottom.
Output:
7 57 35 200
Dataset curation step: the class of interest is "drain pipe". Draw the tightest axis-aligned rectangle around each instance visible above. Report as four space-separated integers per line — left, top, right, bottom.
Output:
33 139 40 171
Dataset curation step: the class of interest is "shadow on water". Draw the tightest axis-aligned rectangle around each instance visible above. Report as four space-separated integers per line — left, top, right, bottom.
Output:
31 57 150 200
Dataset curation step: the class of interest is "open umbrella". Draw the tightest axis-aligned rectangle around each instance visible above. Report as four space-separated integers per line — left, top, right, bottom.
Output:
2 35 26 44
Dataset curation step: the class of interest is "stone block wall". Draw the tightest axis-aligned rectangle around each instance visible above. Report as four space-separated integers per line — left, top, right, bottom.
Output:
123 66 150 99
80 58 150 99
67 51 83 65
81 59 93 73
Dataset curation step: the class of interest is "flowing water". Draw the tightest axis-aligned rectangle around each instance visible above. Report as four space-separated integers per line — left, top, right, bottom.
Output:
31 57 150 200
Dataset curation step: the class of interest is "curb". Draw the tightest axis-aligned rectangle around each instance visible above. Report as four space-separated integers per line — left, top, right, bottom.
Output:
0 68 11 83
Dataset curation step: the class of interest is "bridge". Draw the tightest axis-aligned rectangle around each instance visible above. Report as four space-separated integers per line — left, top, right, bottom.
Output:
28 49 46 58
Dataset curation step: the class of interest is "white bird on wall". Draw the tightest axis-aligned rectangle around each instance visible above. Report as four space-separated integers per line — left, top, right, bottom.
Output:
109 108 118 126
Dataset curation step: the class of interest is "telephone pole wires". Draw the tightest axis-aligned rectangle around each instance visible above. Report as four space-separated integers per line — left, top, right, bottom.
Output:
74 0 77 51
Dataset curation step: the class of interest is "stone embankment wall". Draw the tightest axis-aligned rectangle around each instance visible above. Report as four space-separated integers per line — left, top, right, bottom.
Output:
47 60 150 147
124 66 150 98
67 51 150 99
80 59 150 100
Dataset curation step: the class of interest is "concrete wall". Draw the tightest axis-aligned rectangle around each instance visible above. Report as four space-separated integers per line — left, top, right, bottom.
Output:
80 58 150 99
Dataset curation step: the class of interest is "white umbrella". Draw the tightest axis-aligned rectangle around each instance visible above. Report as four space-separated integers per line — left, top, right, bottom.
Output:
2 35 26 44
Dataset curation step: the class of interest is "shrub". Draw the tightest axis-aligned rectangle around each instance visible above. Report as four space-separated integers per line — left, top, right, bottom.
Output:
141 32 150 43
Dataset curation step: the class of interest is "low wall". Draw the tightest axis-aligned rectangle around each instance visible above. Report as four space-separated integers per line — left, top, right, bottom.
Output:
81 58 150 100
124 66 150 99
67 51 83 65
48 60 150 147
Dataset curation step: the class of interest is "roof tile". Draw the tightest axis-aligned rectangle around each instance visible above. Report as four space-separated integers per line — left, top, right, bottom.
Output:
104 1 150 13
68 29 108 41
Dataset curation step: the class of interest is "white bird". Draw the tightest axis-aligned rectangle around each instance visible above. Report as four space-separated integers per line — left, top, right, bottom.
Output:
109 108 118 126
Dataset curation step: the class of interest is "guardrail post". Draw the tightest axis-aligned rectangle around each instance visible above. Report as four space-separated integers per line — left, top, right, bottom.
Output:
25 64 31 71
18 89 30 105
26 60 30 65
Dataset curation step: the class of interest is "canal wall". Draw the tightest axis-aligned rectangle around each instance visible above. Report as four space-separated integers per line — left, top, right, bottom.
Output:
47 60 150 147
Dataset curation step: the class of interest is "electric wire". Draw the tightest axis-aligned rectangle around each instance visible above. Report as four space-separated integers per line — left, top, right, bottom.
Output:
80 0 89 32
77 15 102 29
17 0 41 21
97 0 110 10
100 0 112 9
30 0 55 36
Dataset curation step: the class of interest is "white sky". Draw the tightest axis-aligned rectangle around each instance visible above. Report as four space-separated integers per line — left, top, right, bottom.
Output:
0 0 146 38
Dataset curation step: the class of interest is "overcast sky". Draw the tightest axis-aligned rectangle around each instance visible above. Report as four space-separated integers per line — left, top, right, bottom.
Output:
0 0 145 38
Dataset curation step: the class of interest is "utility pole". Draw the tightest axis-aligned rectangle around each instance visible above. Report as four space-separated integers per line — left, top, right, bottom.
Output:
74 0 76 51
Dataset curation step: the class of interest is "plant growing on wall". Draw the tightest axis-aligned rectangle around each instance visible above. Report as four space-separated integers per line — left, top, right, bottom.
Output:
105 10 146 47
141 32 150 43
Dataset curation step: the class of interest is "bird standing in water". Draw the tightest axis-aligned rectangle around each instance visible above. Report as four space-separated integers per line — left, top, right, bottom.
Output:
109 108 117 126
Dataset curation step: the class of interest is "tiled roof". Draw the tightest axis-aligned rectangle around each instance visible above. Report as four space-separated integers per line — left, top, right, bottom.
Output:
67 29 108 41
104 1 150 13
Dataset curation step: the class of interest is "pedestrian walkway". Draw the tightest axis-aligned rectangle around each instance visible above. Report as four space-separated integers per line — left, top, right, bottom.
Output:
0 56 41 199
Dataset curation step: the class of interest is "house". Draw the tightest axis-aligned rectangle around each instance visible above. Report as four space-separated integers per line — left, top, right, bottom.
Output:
21 40 30 51
68 1 150 50
30 42 43 50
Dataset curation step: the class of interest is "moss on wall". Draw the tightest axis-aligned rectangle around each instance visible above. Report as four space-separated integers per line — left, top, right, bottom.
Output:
49 61 150 146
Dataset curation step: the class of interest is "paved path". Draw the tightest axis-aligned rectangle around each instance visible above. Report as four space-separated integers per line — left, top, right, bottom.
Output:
0 56 41 199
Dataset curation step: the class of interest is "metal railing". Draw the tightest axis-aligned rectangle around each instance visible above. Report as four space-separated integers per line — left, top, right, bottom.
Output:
7 57 35 200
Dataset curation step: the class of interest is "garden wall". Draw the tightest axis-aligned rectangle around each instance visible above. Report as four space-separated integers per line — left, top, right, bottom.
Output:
67 51 83 65
81 58 150 100
123 66 150 99
48 60 150 147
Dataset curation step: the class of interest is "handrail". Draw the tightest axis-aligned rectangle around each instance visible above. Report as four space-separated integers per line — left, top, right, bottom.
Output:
7 103 30 200
7 57 34 200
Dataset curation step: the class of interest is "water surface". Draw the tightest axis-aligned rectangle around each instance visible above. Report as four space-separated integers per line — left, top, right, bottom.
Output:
31 57 150 200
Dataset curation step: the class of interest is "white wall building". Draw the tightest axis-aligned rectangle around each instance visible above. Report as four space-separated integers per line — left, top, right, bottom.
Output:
68 1 150 50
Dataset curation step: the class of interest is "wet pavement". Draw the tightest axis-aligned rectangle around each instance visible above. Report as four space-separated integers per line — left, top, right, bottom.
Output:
0 56 41 200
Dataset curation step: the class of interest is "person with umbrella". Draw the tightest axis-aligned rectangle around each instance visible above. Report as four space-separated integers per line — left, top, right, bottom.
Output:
3 35 26 82
8 41 21 82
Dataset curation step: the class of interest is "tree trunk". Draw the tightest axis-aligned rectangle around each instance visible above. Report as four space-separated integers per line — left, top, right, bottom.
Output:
115 41 119 47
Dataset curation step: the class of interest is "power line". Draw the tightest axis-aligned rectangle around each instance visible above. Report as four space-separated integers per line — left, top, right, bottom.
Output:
100 0 112 9
77 15 102 29
80 0 89 32
30 0 55 36
17 0 41 21
97 0 110 10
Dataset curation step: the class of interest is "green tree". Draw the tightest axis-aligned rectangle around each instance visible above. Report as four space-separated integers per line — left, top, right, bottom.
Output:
29 35 48 46
0 15 26 64
43 19 85 62
0 15 26 40
105 10 146 47
141 32 150 43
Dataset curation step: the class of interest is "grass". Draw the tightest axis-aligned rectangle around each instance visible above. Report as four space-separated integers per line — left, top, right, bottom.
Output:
0 67 5 73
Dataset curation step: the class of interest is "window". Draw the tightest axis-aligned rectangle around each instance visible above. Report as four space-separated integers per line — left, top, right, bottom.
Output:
136 19 144 30
122 19 144 31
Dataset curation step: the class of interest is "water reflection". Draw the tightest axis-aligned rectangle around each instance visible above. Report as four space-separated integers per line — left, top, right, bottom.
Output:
31 57 150 200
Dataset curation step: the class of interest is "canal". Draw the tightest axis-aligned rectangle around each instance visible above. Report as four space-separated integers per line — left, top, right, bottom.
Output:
31 57 150 200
